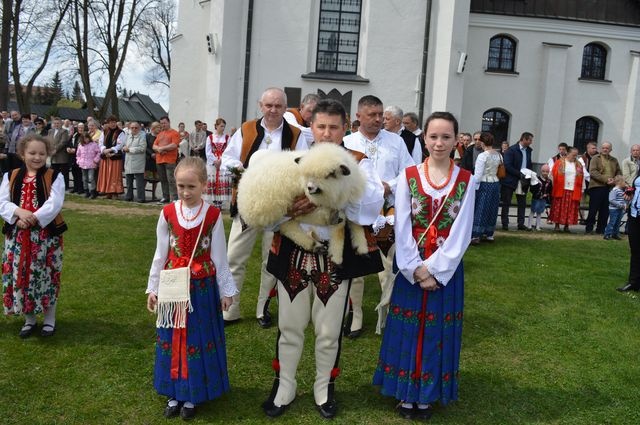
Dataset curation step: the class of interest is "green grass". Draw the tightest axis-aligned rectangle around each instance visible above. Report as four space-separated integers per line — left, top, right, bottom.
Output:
1 198 638 424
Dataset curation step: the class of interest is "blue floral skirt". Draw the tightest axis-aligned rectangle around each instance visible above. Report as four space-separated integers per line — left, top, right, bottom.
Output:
373 262 464 405
153 277 230 404
472 181 500 238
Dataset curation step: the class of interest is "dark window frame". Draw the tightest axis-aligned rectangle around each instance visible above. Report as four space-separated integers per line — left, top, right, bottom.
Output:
315 0 362 75
581 43 607 80
573 116 600 153
487 35 517 72
481 108 511 145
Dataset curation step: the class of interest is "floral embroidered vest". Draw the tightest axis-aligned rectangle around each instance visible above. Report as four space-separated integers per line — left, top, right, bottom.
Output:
405 165 471 260
163 204 220 279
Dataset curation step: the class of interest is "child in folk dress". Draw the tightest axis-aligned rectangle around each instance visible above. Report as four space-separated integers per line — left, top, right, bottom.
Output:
146 156 237 420
0 134 67 338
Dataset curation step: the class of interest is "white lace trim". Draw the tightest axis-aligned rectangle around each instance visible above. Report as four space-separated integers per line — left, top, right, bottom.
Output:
216 265 238 298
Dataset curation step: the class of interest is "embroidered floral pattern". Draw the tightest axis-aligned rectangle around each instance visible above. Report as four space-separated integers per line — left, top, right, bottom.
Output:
2 177 64 315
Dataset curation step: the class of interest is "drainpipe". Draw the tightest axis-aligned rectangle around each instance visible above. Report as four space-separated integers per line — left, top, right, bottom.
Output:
418 0 432 126
241 0 254 122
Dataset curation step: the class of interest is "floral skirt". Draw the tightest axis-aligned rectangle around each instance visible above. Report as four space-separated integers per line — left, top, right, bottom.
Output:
549 190 580 225
153 277 230 404
204 166 231 207
472 181 500 238
2 226 63 315
373 262 464 405
97 158 124 194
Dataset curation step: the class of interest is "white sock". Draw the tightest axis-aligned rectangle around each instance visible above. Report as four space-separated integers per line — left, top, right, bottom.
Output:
401 402 413 409
183 402 194 409
23 314 36 327
167 399 179 407
43 304 57 328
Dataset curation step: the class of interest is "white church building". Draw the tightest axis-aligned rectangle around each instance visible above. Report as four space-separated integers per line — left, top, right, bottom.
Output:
169 0 640 164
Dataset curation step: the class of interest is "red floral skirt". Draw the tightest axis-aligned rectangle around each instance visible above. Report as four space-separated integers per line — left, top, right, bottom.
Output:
549 190 580 225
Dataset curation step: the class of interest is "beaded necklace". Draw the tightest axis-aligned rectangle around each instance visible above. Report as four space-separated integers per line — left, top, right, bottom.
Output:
423 158 454 190
179 199 204 222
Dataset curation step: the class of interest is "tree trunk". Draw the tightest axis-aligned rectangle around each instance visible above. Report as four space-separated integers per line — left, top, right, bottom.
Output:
0 0 13 110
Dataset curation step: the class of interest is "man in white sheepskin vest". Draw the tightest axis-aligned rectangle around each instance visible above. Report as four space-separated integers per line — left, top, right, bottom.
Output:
261 99 384 419
221 87 306 327
343 95 416 338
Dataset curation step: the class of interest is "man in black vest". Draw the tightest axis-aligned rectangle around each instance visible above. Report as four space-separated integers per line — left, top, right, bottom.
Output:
261 98 383 419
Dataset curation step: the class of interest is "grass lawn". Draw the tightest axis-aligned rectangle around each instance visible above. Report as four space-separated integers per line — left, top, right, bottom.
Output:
1 197 638 424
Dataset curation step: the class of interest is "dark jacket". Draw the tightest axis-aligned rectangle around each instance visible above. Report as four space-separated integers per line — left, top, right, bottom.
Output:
501 142 533 189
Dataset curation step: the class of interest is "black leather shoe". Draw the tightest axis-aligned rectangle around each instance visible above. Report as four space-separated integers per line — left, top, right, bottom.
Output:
19 323 37 339
257 312 272 329
346 328 364 339
317 399 338 419
40 324 56 337
501 225 509 231
517 225 531 231
617 283 639 292
397 404 415 420
261 400 288 417
414 405 433 420
180 405 196 421
163 401 181 418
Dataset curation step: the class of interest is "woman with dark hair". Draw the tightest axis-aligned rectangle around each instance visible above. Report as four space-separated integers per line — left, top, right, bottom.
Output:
618 167 640 292
373 112 475 420
471 132 501 244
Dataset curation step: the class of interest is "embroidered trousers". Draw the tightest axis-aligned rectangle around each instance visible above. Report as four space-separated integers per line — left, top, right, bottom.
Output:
272 277 350 406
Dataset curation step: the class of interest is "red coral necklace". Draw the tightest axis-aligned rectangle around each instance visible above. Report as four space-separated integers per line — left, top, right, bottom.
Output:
423 158 454 190
179 199 204 222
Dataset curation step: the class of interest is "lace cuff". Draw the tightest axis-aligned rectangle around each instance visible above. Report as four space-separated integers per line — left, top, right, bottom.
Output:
216 266 238 298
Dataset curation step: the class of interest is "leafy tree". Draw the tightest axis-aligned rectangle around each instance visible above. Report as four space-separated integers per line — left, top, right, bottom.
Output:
48 71 64 105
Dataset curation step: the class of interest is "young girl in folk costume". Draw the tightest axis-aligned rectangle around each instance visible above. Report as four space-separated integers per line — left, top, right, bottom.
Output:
75 131 102 198
146 156 237 420
0 135 67 338
373 112 475 421
204 118 230 208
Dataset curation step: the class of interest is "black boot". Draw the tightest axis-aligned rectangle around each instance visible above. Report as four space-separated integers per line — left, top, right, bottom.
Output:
91 190 98 199
84 190 91 198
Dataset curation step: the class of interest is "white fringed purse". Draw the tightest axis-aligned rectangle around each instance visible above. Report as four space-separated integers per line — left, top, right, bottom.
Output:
155 217 206 328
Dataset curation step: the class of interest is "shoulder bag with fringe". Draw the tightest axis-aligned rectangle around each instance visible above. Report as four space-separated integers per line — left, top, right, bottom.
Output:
155 216 206 328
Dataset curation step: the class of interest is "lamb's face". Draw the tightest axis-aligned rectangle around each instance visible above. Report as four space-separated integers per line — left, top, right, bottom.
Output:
294 143 366 209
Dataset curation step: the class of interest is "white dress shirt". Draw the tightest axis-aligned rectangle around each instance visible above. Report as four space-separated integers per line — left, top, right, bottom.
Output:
221 119 309 171
343 129 416 204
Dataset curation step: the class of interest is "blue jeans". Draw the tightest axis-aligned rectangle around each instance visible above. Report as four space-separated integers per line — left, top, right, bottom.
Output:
604 208 624 237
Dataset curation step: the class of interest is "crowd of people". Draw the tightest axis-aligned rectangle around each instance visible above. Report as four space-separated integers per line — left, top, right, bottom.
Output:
1 90 638 423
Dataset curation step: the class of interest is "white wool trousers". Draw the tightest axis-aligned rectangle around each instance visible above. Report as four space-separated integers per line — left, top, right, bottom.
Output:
273 277 350 407
224 216 276 321
348 244 395 332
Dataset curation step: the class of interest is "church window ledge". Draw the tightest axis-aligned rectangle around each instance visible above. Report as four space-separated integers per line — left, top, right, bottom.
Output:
301 72 370 84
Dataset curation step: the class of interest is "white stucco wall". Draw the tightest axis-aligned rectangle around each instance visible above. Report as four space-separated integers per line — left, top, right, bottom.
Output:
463 14 640 163
169 1 640 164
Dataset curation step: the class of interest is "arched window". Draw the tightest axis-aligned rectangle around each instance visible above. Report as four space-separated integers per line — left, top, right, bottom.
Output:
581 43 607 80
487 35 516 72
482 108 510 145
574 116 600 153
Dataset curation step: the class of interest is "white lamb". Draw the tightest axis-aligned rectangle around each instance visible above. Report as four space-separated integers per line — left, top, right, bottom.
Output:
237 143 368 264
